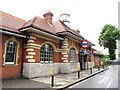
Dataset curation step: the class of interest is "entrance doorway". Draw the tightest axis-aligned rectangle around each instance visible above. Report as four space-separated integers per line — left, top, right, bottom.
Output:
79 55 88 70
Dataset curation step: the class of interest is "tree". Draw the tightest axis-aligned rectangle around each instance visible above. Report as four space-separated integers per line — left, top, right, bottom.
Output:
98 24 120 60
103 54 110 62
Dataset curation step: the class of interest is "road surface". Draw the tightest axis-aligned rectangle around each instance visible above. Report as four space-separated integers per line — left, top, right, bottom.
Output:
68 65 119 89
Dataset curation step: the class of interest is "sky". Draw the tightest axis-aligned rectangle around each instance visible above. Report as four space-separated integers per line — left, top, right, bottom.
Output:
1 0 119 56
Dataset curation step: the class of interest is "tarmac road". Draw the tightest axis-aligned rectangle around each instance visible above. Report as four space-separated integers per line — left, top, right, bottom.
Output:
68 65 119 89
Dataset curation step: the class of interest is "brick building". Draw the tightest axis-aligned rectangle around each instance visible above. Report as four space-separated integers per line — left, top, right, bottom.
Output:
92 48 104 67
0 11 102 79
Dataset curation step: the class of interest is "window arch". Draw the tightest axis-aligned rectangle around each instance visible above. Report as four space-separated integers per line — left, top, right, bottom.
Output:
40 44 54 63
5 40 18 64
70 48 76 62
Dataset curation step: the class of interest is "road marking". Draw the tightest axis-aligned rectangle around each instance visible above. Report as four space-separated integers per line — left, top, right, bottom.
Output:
106 80 112 88
97 76 110 84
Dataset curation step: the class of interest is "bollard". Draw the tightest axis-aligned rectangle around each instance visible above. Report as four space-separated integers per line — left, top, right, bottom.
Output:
90 64 92 74
106 63 107 67
98 64 100 71
103 64 104 69
77 66 80 78
51 68 54 87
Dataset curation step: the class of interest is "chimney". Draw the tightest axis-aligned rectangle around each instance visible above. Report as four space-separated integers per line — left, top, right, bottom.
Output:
43 11 53 25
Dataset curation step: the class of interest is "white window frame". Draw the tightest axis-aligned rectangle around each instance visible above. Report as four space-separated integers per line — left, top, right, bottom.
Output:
3 37 19 65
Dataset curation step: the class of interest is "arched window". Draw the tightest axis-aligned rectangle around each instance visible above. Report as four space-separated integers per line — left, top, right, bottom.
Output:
40 44 54 63
5 40 18 64
70 48 76 62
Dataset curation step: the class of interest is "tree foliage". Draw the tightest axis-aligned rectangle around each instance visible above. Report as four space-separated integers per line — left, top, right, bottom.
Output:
103 54 110 62
98 24 120 60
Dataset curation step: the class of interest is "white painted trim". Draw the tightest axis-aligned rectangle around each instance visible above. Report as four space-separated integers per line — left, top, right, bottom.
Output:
20 27 64 40
1 30 26 38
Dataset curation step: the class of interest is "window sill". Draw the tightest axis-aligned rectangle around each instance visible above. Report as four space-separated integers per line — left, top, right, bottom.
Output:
3 64 18 67
40 61 54 64
70 61 76 63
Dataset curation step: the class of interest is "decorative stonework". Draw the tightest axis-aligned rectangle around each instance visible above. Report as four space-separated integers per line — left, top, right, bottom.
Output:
27 43 41 48
27 59 35 62
27 40 35 43
63 55 68 57
29 36 36 40
26 49 34 51
25 36 37 63
61 38 69 62
28 52 36 55
26 55 34 59
62 52 67 54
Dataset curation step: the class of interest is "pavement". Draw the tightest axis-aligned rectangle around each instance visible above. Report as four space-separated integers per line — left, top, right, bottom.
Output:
2 65 108 89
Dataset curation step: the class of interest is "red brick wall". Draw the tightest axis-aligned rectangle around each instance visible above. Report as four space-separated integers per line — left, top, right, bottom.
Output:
1 34 23 79
54 52 61 62
34 49 40 63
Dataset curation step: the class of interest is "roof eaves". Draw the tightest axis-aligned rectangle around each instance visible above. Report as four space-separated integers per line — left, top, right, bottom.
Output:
19 25 64 40
56 30 84 40
0 28 27 38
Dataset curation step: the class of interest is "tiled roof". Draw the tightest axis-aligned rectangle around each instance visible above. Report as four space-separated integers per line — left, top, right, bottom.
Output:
0 11 25 33
20 16 56 34
54 20 84 39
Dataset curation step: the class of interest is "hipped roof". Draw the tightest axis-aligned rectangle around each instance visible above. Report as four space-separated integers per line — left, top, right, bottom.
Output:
20 16 56 34
0 11 25 33
54 20 84 39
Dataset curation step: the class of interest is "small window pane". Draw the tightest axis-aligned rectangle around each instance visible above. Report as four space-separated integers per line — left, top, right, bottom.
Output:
6 53 14 62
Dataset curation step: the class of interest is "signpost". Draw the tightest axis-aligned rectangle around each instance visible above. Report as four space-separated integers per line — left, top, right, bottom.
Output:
81 40 89 49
